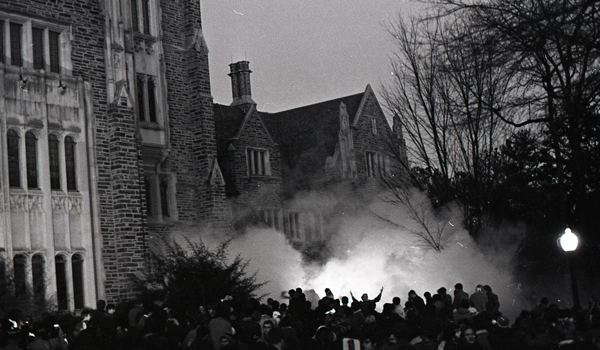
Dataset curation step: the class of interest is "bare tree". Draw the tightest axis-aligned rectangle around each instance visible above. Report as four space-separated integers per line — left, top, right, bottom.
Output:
425 0 600 228
381 12 513 237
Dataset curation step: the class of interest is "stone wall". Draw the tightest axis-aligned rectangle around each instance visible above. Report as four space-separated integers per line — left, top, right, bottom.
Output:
351 92 395 187
158 0 228 233
102 104 147 301
229 111 283 212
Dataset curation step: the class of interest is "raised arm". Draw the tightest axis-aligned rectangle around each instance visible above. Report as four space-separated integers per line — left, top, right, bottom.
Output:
372 287 384 303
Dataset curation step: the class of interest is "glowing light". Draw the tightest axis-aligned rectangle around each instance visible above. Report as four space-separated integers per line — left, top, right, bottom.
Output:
559 228 578 252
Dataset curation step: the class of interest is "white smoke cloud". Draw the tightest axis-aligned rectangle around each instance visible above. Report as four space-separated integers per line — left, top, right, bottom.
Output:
215 188 530 321
171 187 534 320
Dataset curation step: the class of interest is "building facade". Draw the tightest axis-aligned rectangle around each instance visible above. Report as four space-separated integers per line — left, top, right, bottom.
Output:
215 62 407 256
0 0 227 311
0 1 406 311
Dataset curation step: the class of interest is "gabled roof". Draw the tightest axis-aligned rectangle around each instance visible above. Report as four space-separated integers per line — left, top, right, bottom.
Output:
214 103 277 156
261 90 365 187
213 104 247 156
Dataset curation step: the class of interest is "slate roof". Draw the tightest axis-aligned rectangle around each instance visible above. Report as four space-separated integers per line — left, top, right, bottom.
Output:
261 92 365 189
214 89 368 191
213 103 247 156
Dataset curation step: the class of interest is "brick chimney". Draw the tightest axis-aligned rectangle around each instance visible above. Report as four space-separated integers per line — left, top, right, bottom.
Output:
229 61 256 108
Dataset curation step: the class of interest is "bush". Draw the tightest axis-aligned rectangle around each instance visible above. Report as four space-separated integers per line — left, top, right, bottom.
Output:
133 238 266 316
0 260 56 320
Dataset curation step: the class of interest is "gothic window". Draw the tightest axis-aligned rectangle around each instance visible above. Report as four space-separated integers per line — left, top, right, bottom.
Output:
366 151 386 179
32 27 44 70
136 74 158 123
25 131 38 189
0 24 4 64
131 0 152 35
9 22 22 67
13 255 26 298
0 15 67 73
145 177 153 217
246 148 271 176
32 255 45 303
49 134 61 190
65 136 77 191
130 0 139 32
0 259 5 284
55 255 68 310
285 212 300 239
145 173 176 221
258 208 280 230
304 213 315 241
49 31 60 73
159 178 169 218
72 254 84 309
142 0 150 34
7 130 20 188
30 27 61 72
371 117 377 135
147 78 157 123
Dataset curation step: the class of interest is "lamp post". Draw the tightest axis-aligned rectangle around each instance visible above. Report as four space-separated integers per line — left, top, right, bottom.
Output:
559 228 580 310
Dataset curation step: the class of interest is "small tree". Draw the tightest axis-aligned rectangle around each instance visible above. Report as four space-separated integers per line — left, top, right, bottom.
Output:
133 238 266 315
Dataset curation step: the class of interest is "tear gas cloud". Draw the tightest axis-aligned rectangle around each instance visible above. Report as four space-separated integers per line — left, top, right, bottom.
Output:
179 188 588 322
220 190 538 321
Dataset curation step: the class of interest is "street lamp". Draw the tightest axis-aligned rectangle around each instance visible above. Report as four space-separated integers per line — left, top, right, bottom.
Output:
559 228 580 309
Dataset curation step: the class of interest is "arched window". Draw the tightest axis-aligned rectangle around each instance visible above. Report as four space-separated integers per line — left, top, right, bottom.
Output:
13 255 27 298
55 255 68 310
65 136 77 191
7 130 20 188
72 254 84 309
49 134 61 190
25 131 38 189
32 255 45 303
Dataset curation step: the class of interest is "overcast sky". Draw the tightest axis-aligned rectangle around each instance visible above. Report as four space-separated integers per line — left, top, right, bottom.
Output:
201 0 423 114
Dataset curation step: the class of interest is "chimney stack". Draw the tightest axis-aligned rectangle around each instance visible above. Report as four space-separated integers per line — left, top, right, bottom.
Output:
229 61 256 108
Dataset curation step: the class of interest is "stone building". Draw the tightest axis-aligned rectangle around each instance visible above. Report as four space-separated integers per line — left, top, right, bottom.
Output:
0 0 227 311
214 62 407 256
0 0 405 311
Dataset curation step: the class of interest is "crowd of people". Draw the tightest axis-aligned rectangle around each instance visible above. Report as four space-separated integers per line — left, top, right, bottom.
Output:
1 283 599 350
